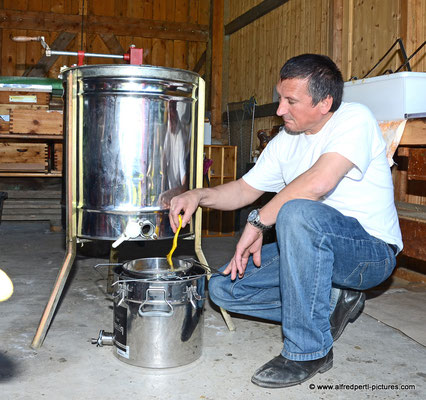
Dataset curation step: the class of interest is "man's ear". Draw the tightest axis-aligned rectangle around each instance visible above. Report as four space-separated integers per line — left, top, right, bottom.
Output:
319 96 333 114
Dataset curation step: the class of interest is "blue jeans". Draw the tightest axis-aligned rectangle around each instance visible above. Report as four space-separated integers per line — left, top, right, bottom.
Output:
209 199 396 361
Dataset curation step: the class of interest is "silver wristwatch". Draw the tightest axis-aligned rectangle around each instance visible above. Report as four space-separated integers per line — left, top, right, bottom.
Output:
247 209 273 232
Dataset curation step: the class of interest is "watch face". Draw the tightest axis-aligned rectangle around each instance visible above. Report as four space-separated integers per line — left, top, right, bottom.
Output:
247 209 258 222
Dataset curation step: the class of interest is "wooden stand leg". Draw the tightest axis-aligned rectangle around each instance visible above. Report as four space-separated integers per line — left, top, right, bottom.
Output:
31 239 77 349
193 76 234 331
194 208 235 332
219 307 236 332
107 246 119 294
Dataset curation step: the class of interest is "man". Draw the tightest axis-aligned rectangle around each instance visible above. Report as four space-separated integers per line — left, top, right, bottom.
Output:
169 54 402 389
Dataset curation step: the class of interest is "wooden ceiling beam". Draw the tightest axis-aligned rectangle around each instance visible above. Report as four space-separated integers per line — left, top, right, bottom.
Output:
224 0 289 36
0 9 209 42
193 50 206 73
99 33 125 64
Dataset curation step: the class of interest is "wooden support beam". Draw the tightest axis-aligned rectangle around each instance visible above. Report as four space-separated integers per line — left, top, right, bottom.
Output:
254 102 278 119
393 266 426 283
225 102 278 122
331 0 343 69
0 9 209 42
99 33 125 64
398 217 426 262
222 0 230 129
400 119 426 146
23 32 76 77
400 0 408 52
193 50 206 73
346 0 354 79
204 8 213 112
224 0 289 35
211 0 224 140
0 1 2 75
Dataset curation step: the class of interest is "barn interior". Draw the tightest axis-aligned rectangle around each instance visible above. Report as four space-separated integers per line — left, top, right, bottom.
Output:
0 1 425 399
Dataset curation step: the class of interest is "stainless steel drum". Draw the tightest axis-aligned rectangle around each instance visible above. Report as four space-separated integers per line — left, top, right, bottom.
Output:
112 257 206 368
62 65 202 241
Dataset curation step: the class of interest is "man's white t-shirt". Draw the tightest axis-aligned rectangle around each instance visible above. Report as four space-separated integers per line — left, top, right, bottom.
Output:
243 102 403 251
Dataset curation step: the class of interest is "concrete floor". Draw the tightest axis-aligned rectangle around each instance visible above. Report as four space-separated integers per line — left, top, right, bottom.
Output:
0 222 425 400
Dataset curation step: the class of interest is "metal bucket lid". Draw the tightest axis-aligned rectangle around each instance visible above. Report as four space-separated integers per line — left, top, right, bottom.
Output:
61 64 200 85
122 257 193 278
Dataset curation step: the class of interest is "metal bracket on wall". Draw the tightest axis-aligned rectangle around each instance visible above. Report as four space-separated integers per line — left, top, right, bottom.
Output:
361 38 411 79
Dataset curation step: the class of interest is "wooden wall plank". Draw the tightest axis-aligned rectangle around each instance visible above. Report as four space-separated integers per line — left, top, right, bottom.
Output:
164 40 174 68
2 29 17 75
127 0 144 18
15 28 27 76
174 40 187 69
167 0 177 68
343 0 401 80
27 0 46 12
4 0 27 10
174 0 189 69
332 0 343 69
64 0 79 15
0 0 210 86
405 0 426 71
0 9 209 42
225 0 417 106
151 0 166 66
188 41 197 70
211 0 224 139
88 0 114 17
25 29 42 70
225 0 289 35
114 0 127 18
321 0 331 55
0 0 2 75
140 0 154 65
51 0 65 14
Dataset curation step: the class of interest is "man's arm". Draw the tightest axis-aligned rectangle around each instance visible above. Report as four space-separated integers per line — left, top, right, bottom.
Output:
258 152 354 226
225 152 355 279
169 178 264 231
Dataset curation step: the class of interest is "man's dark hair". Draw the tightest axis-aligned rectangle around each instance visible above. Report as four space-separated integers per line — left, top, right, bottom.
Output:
280 54 344 112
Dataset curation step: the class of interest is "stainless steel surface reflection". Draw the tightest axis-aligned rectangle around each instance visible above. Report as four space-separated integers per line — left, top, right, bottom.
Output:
62 65 201 240
112 259 206 368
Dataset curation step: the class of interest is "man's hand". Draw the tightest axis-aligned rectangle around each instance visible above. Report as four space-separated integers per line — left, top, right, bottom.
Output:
223 223 263 280
169 189 202 232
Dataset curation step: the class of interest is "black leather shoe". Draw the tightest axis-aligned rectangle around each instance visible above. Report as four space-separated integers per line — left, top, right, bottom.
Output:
330 289 365 341
251 349 333 388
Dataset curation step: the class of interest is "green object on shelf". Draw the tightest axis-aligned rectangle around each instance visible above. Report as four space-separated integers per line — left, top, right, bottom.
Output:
0 76 63 97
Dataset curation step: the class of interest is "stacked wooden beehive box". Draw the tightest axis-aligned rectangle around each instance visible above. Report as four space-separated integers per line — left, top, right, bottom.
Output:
0 83 63 230
0 86 63 175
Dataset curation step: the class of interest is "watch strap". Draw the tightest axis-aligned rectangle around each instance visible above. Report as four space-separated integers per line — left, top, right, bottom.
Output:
248 209 273 232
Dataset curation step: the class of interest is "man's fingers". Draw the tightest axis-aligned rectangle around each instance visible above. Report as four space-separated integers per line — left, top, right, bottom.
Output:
169 215 176 232
238 250 250 278
222 264 232 275
223 260 238 280
252 250 262 267
181 210 192 228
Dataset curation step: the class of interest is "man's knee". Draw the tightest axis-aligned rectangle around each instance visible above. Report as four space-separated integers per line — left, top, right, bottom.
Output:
208 274 229 308
277 199 317 227
208 274 220 297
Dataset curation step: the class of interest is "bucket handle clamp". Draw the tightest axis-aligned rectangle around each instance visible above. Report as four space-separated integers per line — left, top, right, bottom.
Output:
138 288 174 317
186 285 203 309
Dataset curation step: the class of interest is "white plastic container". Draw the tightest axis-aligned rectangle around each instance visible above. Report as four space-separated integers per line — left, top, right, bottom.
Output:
343 72 426 120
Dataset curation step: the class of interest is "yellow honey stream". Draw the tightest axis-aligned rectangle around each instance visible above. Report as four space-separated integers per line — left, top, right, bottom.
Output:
166 214 182 270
